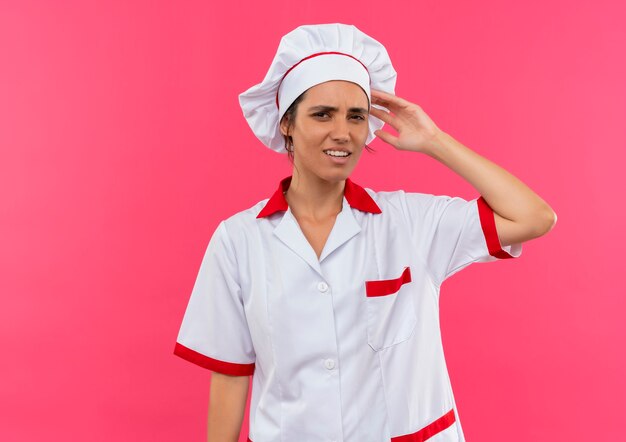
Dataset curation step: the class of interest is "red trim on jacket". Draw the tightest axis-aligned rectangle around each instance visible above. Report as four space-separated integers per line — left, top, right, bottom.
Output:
477 196 517 259
256 175 382 218
247 409 455 442
366 266 412 297
391 409 456 441
174 342 255 376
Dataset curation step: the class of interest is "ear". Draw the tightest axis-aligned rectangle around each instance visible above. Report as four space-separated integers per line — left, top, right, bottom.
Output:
279 115 290 137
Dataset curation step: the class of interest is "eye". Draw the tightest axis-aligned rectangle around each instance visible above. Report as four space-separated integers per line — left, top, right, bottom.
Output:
350 114 366 121
312 112 330 118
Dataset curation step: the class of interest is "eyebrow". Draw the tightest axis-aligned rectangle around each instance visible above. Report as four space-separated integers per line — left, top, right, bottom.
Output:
307 105 369 114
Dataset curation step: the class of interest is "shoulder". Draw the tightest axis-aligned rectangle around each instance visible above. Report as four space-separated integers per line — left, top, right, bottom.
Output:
361 186 443 213
202 199 270 260
362 185 475 223
218 197 272 234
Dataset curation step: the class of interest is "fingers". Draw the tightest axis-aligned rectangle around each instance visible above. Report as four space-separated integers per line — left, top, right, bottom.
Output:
369 105 396 126
371 88 413 110
374 129 399 147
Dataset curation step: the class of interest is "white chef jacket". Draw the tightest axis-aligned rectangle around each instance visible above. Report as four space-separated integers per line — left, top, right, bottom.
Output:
175 175 522 442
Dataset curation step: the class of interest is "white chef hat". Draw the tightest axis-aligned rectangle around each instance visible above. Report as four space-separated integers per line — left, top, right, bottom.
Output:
238 23 397 153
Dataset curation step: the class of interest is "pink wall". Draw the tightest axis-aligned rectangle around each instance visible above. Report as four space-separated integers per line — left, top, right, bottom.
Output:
1 1 624 440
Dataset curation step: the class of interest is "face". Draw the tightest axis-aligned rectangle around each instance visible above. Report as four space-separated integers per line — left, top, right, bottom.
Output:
279 80 370 183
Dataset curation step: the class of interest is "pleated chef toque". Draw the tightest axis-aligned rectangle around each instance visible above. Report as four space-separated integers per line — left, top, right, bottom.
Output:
238 23 397 153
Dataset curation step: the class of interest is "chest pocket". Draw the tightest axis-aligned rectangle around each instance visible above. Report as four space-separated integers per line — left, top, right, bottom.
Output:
365 266 417 351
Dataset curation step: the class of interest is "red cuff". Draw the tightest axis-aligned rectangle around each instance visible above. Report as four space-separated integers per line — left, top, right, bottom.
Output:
174 342 255 376
477 196 517 259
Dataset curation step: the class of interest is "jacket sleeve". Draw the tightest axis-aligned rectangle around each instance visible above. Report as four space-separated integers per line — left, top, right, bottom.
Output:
174 221 256 376
398 191 523 287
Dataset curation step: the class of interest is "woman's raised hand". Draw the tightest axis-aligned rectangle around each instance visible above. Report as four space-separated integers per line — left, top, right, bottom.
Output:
369 89 443 154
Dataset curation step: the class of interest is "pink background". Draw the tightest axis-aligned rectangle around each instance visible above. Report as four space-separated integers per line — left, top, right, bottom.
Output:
1 1 625 441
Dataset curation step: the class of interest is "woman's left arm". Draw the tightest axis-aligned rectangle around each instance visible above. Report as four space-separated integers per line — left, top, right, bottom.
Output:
369 89 557 247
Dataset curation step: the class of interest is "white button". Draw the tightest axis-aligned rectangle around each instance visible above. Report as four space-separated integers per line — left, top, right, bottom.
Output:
324 358 335 369
317 281 329 292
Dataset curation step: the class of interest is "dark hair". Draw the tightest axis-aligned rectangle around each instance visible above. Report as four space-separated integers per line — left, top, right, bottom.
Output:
280 91 307 163
280 90 376 164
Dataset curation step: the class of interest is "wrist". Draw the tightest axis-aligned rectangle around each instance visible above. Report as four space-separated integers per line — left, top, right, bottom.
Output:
423 130 451 159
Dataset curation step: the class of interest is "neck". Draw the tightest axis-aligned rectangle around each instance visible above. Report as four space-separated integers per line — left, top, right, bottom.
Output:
285 170 345 220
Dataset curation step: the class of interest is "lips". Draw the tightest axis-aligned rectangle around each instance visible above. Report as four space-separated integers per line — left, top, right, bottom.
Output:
323 147 351 153
323 148 352 157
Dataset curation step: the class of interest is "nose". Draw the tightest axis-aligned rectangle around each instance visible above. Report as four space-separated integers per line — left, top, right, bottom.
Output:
330 116 350 143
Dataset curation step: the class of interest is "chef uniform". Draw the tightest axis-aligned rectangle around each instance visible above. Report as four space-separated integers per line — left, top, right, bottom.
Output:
174 23 523 442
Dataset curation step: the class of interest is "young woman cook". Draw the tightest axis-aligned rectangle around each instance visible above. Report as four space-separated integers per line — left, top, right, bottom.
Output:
175 23 557 442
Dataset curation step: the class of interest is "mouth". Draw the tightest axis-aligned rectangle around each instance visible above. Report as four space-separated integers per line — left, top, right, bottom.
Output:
323 148 352 158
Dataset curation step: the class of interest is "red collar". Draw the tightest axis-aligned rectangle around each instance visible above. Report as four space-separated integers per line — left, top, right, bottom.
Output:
256 176 382 218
